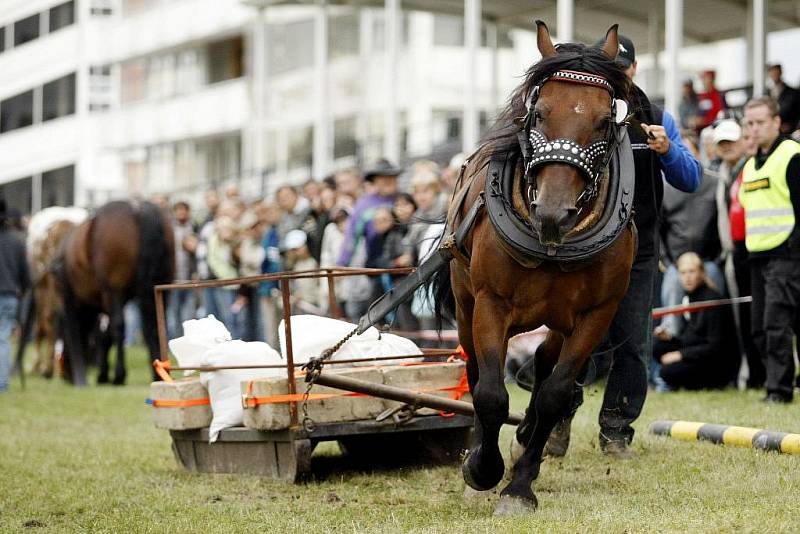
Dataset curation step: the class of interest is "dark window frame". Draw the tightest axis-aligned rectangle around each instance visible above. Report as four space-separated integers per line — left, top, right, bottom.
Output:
49 1 76 33
1 90 35 133
14 14 40 47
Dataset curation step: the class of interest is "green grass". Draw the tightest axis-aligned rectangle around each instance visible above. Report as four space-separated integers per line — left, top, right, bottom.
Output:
2 346 799 533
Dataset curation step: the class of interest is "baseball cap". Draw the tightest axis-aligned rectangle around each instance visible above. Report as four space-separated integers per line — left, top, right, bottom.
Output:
713 120 742 144
596 34 636 68
283 229 307 250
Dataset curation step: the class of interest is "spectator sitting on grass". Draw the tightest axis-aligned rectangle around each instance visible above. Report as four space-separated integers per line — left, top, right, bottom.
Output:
653 252 739 391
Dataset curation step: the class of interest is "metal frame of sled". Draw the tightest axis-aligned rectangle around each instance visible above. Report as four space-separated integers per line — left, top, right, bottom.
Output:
153 267 478 480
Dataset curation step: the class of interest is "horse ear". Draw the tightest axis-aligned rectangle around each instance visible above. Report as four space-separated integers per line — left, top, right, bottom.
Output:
535 20 557 58
600 24 620 61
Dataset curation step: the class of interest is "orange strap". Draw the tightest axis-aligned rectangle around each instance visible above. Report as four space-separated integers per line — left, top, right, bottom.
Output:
153 359 174 382
147 397 210 408
242 375 470 410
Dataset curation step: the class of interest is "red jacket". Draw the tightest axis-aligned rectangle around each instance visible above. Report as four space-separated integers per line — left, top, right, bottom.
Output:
698 88 725 128
729 171 746 242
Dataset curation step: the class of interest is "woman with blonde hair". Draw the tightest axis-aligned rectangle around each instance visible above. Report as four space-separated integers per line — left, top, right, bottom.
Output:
653 252 739 390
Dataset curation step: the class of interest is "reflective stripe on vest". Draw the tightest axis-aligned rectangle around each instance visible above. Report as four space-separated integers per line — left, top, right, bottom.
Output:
739 139 800 252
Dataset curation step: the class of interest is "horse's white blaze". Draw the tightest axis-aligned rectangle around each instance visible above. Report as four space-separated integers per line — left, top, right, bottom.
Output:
573 101 586 114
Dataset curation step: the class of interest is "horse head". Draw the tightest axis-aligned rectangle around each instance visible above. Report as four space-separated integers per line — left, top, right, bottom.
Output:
527 21 624 246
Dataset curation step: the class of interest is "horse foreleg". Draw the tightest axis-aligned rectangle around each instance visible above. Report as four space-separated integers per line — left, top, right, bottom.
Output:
497 304 618 516
112 298 126 386
511 331 564 461
61 304 88 387
139 297 162 382
462 296 510 492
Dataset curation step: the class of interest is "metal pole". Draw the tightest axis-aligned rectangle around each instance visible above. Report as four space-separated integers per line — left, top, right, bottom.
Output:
155 288 168 361
488 21 499 112
557 0 574 43
463 0 481 154
752 0 766 97
251 6 268 184
280 279 299 427
647 0 661 95
384 0 401 163
310 371 523 425
313 1 330 179
664 0 683 118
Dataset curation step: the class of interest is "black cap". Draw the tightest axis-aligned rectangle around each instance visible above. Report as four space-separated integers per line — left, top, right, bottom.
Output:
595 34 636 68
364 158 403 182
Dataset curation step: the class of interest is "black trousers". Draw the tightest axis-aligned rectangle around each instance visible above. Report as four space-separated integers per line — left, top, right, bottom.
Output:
653 338 726 390
750 256 800 399
732 240 764 387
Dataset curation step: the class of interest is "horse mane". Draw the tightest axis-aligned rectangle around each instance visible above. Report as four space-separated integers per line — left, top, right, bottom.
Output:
477 42 632 167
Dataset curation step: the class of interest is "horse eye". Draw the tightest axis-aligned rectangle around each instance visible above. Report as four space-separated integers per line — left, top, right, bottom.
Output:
534 110 545 122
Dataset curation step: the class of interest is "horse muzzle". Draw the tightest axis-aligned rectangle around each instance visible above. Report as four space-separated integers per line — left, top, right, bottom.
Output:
530 204 579 246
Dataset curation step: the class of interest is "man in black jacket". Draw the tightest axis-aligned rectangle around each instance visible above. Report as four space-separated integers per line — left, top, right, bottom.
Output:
554 35 703 458
0 197 30 392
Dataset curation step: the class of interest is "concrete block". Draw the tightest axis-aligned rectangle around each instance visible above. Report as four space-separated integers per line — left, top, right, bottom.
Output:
150 376 212 430
381 362 470 415
243 367 385 431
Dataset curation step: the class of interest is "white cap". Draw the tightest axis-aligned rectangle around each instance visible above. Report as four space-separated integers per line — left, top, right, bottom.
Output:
283 229 307 250
713 120 742 144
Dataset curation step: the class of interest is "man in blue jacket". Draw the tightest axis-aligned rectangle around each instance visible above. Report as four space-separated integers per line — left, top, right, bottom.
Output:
547 35 702 458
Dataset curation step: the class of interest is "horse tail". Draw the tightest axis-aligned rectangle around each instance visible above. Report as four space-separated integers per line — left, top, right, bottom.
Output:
135 201 174 295
135 202 173 363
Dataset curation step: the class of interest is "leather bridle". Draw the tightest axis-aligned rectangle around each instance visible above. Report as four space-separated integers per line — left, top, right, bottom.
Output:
517 69 629 214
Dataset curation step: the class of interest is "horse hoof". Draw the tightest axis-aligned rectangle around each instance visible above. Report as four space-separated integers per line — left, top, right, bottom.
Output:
462 448 504 491
493 495 538 517
112 376 126 386
97 375 110 385
463 485 497 502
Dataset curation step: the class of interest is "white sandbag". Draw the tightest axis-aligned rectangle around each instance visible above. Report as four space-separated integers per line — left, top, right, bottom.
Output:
279 315 422 366
168 315 232 368
200 339 285 443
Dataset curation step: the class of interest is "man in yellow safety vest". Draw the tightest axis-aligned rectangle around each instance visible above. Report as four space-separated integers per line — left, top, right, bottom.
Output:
739 96 800 403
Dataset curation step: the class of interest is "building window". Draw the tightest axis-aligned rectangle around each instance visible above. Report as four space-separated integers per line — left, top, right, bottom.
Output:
334 117 357 159
49 2 75 33
287 126 313 169
268 20 314 76
207 36 244 84
121 59 147 103
433 14 463 47
42 73 76 121
122 0 158 16
0 27 5 53
42 165 75 208
14 14 40 47
0 176 32 215
1 90 34 133
329 14 359 60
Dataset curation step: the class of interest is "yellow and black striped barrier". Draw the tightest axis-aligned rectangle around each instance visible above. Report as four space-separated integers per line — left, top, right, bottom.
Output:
649 420 800 455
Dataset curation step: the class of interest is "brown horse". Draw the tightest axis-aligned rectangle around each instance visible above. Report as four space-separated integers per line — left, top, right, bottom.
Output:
58 200 174 385
431 23 636 515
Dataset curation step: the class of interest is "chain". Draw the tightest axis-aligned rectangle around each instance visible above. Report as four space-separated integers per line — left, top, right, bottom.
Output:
299 326 360 433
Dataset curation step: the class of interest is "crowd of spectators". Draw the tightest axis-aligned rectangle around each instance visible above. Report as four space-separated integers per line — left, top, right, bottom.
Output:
158 156 461 349
655 84 800 399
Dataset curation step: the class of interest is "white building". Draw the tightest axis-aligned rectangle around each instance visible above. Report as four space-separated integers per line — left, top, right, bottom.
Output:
0 0 797 212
